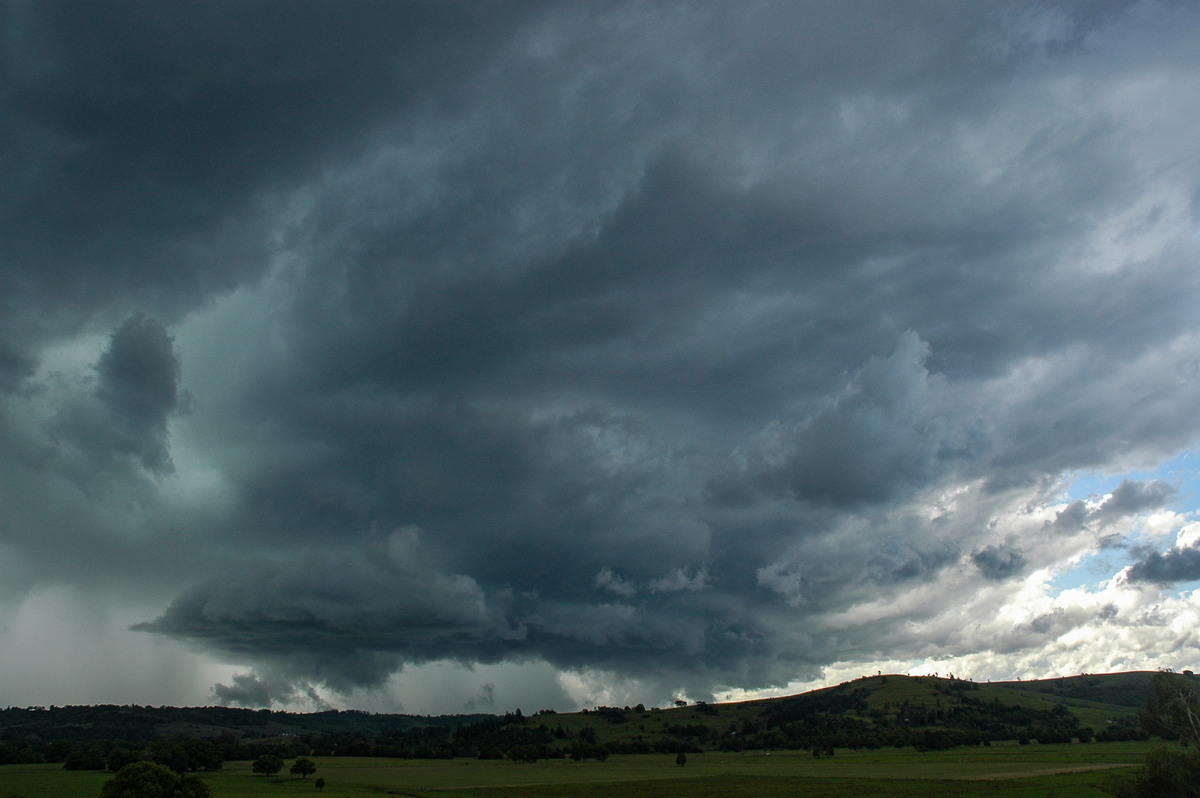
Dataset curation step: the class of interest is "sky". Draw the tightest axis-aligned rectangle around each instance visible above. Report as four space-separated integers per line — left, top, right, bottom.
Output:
3 0 1200 716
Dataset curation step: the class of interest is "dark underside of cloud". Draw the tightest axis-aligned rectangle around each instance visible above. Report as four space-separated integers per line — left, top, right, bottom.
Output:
973 545 1029 581
3 0 1200 706
1126 546 1200 585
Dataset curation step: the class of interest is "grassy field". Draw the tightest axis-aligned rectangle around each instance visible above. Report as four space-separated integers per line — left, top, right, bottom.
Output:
0 742 1154 798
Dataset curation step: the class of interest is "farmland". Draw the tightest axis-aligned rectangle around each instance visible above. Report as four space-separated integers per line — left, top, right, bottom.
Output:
1 741 1155 798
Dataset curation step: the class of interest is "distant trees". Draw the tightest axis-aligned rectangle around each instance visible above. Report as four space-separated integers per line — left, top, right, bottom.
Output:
506 744 551 763
63 745 106 770
145 737 223 773
106 747 141 772
568 740 609 761
52 737 226 775
146 739 189 773
591 706 628 724
183 738 224 771
290 756 317 778
14 671 1200 780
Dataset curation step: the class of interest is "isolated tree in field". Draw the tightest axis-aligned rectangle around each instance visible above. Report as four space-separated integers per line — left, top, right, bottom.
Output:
314 777 326 791
98 761 211 798
290 756 317 778
675 752 687 766
252 754 284 776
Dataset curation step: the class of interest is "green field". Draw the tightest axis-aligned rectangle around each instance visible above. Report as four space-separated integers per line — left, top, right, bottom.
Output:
0 742 1155 798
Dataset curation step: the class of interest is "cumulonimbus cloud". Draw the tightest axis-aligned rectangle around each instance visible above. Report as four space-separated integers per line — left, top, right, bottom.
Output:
3 0 1200 710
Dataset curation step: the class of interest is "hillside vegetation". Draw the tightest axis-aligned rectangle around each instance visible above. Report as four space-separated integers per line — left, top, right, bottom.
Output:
0 670 1187 769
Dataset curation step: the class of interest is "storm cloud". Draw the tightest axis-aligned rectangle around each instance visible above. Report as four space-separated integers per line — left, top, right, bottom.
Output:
1126 545 1200 585
4 0 1200 711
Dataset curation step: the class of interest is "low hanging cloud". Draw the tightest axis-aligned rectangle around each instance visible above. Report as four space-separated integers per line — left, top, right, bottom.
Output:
3 1 1200 711
136 529 526 691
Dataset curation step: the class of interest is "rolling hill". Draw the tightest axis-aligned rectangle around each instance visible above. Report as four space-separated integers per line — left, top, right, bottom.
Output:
0 670 1190 766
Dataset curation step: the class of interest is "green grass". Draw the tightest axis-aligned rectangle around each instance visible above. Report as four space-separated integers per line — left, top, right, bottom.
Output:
0 764 111 798
0 743 1155 798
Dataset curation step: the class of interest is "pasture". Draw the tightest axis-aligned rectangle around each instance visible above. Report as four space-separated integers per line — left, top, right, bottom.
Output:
0 741 1154 798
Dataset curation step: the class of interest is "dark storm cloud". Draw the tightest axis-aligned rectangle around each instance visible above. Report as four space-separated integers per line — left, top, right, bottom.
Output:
211 670 331 710
1052 500 1093 533
137 526 784 694
0 0 542 343
0 340 35 393
95 315 182 472
727 333 980 506
211 672 291 709
973 544 1029 581
1095 480 1177 518
126 0 1200 694
38 314 182 482
1049 480 1177 533
4 0 1200 707
1126 545 1200 585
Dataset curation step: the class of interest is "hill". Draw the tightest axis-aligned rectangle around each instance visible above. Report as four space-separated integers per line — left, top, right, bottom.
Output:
512 670 1190 756
0 670 1190 767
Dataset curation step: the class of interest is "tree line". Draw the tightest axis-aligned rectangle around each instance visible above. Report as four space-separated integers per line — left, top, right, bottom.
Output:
1 673 1188 772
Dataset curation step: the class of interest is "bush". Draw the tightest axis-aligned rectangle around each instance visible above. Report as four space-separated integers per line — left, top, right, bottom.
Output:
98 761 211 798
1102 747 1200 798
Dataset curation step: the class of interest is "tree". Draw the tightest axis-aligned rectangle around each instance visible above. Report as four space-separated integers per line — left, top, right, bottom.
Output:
146 740 190 774
183 738 224 771
314 777 326 791
290 756 317 779
252 754 284 776
106 747 141 773
1103 673 1200 798
1102 746 1200 798
569 741 609 762
64 746 106 770
675 752 687 766
98 761 211 798
1143 673 1200 745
